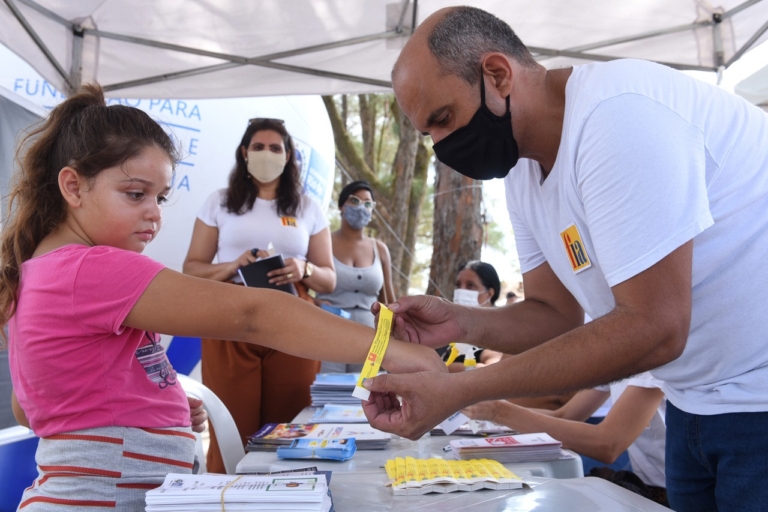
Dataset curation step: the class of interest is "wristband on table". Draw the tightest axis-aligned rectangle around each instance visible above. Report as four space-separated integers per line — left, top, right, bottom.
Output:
352 303 393 400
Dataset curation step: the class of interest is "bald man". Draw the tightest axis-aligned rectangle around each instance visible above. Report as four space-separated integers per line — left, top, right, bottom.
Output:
362 6 768 511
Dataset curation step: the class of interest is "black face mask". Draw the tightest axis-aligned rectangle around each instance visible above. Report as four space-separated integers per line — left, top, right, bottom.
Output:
432 72 519 180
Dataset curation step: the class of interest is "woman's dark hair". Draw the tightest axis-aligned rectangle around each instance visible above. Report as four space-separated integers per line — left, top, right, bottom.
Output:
458 260 501 305
225 119 301 217
0 83 179 339
337 180 374 209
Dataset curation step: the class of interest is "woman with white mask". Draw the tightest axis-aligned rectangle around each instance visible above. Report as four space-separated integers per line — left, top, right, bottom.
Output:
443 260 504 370
183 118 336 473
448 261 576 411
316 181 395 373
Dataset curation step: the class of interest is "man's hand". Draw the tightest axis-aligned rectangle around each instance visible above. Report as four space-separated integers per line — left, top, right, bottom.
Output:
372 295 466 348
188 397 208 433
361 371 459 440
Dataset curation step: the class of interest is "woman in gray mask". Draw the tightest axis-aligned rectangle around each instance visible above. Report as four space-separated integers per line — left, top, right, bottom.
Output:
183 118 336 473
316 181 395 373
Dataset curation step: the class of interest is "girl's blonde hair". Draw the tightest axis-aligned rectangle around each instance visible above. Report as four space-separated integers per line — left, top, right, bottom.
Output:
0 83 179 338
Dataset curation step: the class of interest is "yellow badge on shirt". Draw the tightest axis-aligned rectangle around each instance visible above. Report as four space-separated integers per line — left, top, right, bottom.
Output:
560 223 591 274
280 216 297 227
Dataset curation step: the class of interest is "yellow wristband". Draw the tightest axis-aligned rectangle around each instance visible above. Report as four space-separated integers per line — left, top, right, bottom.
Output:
352 303 393 400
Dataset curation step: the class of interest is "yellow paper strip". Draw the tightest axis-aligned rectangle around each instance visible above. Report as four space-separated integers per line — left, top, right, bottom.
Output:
352 303 393 400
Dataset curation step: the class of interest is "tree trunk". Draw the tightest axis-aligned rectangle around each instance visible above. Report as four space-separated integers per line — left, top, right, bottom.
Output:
427 160 483 299
398 139 429 294
379 103 420 296
358 95 377 171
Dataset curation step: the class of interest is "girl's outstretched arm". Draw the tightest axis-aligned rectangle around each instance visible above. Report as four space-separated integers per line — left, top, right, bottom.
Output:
124 269 445 375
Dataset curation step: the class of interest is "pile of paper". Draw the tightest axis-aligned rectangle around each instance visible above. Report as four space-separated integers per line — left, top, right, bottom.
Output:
310 373 362 405
247 423 390 451
431 420 516 436
310 404 367 423
385 457 523 495
449 433 563 463
145 472 332 512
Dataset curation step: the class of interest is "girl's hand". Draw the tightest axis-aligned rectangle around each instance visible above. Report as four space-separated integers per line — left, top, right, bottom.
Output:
462 400 501 423
188 397 208 433
268 257 306 285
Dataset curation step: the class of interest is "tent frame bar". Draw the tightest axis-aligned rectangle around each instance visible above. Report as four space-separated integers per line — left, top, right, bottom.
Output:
533 0 764 69
7 0 767 94
727 17 768 66
3 0 75 91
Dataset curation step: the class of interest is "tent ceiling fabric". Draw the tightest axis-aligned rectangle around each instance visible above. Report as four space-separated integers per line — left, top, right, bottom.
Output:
1 0 767 99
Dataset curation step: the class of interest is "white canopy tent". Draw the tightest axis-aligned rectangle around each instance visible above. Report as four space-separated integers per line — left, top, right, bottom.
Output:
1 0 767 99
735 63 768 105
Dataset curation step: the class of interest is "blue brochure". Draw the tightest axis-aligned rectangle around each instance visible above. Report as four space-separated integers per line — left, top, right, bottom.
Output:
320 304 352 319
277 438 357 461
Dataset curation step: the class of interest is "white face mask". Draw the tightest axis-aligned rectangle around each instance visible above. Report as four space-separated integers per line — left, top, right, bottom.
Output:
247 150 286 183
453 288 491 306
453 288 486 306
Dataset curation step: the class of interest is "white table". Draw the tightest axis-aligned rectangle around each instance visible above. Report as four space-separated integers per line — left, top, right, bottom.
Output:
327 475 669 511
236 409 666 511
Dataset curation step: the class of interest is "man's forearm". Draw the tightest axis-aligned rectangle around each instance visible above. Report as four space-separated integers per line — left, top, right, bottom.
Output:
456 305 684 406
463 299 583 354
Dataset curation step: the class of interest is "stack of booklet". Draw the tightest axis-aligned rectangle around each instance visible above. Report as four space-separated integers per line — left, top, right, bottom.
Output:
145 470 333 511
247 423 391 451
310 373 364 406
449 433 563 463
385 457 524 495
310 404 367 423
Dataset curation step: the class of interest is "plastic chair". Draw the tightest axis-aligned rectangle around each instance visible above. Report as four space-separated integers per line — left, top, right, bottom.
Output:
177 375 245 475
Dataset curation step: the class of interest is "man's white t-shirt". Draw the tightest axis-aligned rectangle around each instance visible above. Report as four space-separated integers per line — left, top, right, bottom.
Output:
595 373 666 488
197 189 329 263
505 59 768 415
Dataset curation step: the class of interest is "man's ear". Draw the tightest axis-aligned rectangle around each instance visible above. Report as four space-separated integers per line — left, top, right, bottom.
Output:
481 53 514 98
58 166 85 208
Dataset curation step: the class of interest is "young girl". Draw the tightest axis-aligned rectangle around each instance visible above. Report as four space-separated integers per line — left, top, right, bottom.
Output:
0 84 444 511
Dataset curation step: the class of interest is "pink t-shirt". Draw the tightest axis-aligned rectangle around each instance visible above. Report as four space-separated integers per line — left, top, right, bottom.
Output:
9 244 190 437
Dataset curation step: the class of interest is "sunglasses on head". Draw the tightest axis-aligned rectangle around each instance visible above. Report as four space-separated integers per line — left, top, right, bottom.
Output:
249 117 285 126
347 195 376 210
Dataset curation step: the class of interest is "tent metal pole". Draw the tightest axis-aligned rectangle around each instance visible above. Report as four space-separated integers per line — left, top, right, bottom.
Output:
102 62 240 93
86 28 402 92
103 60 391 93
713 13 725 67
721 0 763 20
246 31 403 62
15 0 70 27
725 18 768 66
2 0 75 92
529 46 717 72
83 27 402 64
548 20 713 56
395 0 410 33
70 26 84 92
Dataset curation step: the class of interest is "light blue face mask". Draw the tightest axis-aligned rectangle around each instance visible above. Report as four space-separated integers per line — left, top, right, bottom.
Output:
342 204 372 230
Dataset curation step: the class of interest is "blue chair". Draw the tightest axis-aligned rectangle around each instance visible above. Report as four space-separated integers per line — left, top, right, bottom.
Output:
165 336 202 376
0 426 38 511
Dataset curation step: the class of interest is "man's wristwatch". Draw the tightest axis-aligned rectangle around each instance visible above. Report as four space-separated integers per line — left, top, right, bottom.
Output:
302 260 314 279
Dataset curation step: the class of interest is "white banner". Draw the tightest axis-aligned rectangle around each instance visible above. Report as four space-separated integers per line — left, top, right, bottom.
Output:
0 45 336 272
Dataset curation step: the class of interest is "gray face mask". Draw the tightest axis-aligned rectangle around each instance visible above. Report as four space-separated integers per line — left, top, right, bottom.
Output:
342 204 372 230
